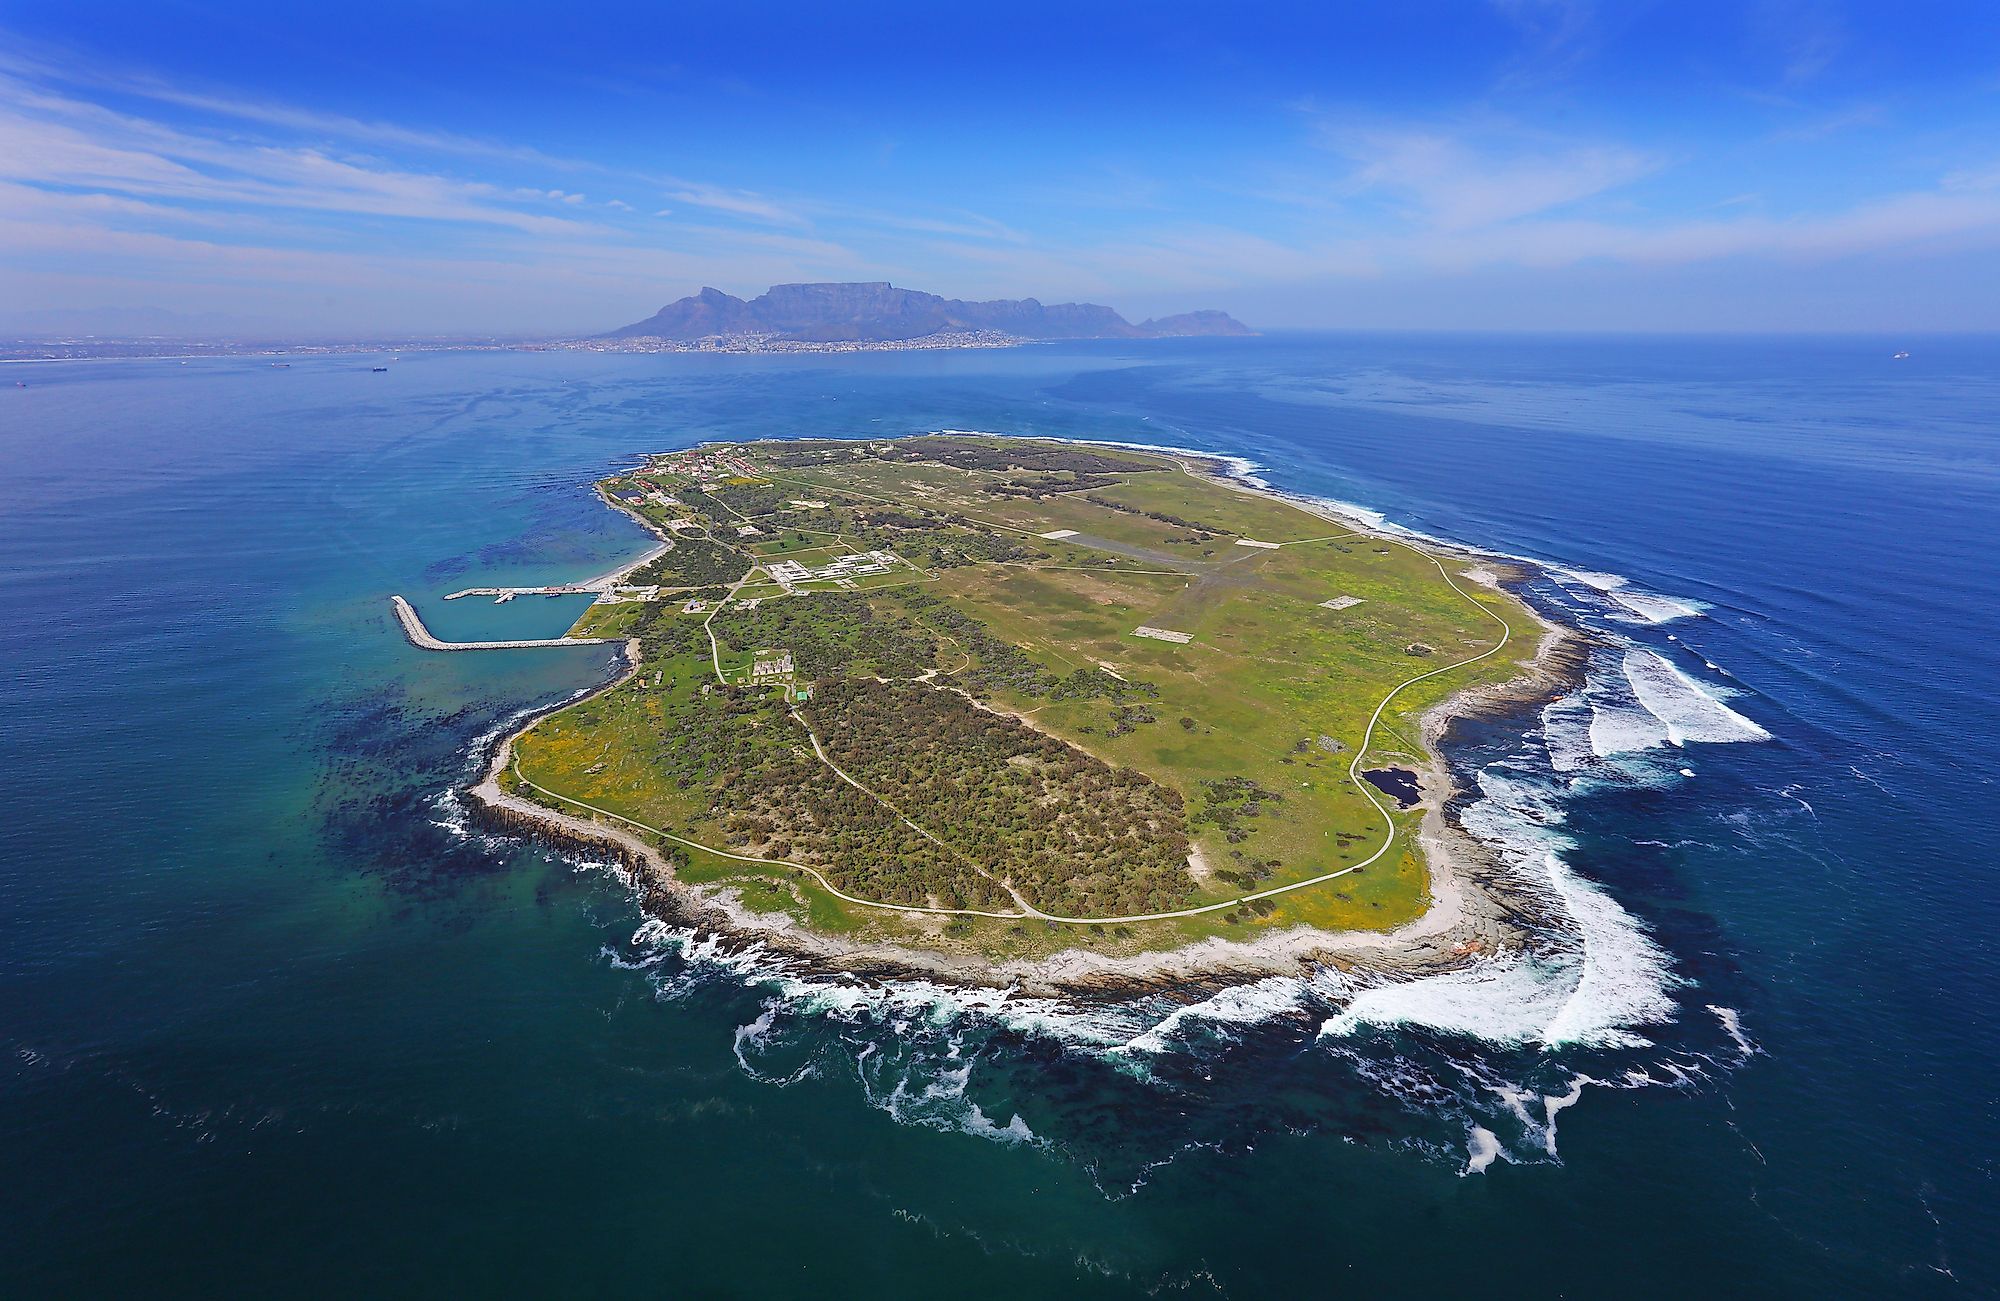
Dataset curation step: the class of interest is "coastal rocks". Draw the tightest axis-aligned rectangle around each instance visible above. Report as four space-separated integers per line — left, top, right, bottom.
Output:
466 795 655 880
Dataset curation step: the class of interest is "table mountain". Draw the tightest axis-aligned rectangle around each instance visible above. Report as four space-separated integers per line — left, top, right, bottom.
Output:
602 282 1252 342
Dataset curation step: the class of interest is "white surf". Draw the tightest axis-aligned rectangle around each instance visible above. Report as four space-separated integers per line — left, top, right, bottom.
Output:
1622 649 1771 745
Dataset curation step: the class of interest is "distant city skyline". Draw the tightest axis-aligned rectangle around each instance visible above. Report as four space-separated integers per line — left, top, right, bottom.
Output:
4 1 1999 335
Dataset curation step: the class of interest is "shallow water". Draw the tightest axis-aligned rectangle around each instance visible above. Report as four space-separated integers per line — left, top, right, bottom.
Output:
2 336 1994 1294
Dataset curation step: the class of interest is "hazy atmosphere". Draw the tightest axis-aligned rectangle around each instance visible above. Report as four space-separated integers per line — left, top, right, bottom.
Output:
5 0 1999 336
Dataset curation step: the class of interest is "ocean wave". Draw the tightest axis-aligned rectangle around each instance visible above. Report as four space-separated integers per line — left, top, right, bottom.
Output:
1552 567 1708 625
1622 649 1772 745
1464 1126 1503 1175
871 1057 1040 1146
1708 1004 1758 1060
1323 739 1680 1052
1537 1075 1590 1155
1112 977 1314 1056
1539 851 1680 1046
619 918 1153 1053
1317 856 1676 1052
1542 646 1772 788
1540 692 1597 774
1588 693 1673 761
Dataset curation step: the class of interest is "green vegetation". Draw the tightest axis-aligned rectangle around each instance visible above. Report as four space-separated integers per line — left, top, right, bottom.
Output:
627 534 750 588
805 679 1192 915
715 592 936 680
504 434 1544 961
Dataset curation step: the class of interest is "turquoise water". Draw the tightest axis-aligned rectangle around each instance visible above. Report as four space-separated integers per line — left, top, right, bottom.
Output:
3 338 1995 1295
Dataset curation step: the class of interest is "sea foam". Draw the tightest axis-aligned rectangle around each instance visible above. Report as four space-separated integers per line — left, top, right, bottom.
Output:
1463 1126 1503 1175
1622 649 1771 745
1553 567 1707 625
1324 767 1677 1053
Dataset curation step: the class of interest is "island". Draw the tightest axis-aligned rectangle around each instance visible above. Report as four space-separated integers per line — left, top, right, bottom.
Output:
416 434 1579 994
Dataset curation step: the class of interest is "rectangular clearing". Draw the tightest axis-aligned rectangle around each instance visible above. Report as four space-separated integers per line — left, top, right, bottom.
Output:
1132 625 1193 644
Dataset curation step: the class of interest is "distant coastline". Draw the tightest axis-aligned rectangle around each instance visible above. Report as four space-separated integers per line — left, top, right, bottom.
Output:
547 328 1031 356
4 278 1253 363
0 338 517 364
0 328 1251 364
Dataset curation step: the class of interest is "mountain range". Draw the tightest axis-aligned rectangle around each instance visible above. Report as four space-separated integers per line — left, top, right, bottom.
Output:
602 282 1253 343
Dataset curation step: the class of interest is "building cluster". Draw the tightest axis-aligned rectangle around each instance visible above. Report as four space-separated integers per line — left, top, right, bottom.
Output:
646 448 761 480
765 550 901 592
749 651 795 681
554 330 1023 356
593 584 661 605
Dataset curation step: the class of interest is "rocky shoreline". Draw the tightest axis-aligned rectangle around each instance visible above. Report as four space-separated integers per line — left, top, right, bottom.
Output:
456 441 1593 1001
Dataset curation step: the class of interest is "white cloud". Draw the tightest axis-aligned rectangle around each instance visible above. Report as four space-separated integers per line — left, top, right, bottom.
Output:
0 43 589 170
1311 118 1662 230
0 80 603 236
659 183 804 225
1942 162 2000 193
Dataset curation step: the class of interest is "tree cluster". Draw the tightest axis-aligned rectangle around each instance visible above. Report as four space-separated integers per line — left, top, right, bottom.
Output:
628 533 751 587
1080 494 1219 537
981 472 1126 498
801 679 1194 915
888 437 1160 477
1192 775 1286 845
715 593 937 681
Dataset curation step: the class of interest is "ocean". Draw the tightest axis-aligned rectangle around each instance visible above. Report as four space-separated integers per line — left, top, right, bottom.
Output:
3 335 1994 1295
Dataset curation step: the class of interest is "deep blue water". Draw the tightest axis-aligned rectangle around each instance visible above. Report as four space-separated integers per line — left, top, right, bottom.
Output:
3 336 1995 1296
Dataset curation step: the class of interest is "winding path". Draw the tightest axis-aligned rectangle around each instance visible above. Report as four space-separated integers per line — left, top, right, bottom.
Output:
789 707 1049 917
508 530 1517 927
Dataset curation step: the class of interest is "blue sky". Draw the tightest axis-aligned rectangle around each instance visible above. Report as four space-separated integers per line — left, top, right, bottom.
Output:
3 1 1998 335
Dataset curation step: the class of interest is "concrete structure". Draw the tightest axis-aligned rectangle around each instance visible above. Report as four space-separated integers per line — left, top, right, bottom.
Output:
391 596 612 651
749 651 795 681
594 585 662 605
766 549 902 592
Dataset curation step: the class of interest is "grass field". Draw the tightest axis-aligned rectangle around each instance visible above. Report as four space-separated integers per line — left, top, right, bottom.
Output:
504 435 1544 961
